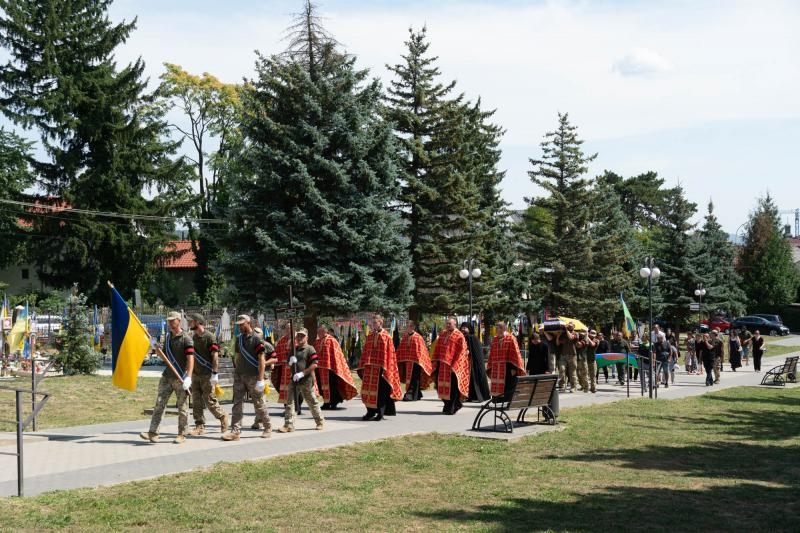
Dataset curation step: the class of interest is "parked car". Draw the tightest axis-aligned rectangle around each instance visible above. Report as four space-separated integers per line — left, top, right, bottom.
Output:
701 317 732 334
731 316 790 336
751 313 783 325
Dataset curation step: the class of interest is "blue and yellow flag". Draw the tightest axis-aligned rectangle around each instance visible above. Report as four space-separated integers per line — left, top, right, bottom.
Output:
620 293 636 339
7 301 28 353
110 286 151 391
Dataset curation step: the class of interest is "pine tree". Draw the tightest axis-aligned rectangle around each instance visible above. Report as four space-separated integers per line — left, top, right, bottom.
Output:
585 182 638 327
687 201 748 319
0 0 187 303
384 26 486 318
219 5 412 320
519 112 597 318
0 128 34 268
738 195 798 309
54 290 99 375
650 185 697 328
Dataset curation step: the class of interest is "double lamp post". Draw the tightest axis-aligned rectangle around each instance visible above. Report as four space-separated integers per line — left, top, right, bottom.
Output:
459 258 481 327
639 257 660 399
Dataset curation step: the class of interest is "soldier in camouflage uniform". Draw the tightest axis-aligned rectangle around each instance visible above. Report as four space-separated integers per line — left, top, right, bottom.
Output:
221 315 276 441
278 328 324 433
557 322 580 392
576 333 590 392
140 311 195 444
186 313 229 436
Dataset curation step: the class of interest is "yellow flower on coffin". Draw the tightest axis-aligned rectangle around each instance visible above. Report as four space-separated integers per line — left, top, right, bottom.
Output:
213 383 225 398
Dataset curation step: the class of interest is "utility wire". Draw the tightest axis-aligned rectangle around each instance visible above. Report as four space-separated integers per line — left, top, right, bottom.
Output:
0 198 227 224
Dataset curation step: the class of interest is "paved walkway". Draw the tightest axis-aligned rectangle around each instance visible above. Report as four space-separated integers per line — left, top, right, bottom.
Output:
1 350 797 497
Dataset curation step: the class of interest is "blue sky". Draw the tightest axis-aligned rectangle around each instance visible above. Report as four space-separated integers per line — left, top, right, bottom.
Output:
49 1 800 233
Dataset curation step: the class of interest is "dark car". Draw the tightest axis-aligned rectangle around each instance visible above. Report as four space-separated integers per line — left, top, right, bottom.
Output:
731 316 790 336
751 313 783 324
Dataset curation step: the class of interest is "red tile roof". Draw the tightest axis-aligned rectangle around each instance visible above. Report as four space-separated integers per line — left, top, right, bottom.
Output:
162 240 197 269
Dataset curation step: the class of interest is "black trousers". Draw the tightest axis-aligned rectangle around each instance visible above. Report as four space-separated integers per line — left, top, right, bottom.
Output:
403 364 423 401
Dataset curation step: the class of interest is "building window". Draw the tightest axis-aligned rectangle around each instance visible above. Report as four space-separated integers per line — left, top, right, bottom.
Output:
21 268 29 280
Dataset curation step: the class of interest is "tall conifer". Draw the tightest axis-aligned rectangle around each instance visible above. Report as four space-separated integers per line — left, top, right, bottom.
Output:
0 0 185 302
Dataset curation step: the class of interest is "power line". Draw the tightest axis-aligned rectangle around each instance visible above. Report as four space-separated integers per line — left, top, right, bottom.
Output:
0 198 227 225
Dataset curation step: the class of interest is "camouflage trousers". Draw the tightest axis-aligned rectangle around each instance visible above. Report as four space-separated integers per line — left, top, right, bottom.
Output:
149 374 189 436
283 376 324 428
558 355 578 390
231 373 271 431
190 373 228 426
577 356 597 392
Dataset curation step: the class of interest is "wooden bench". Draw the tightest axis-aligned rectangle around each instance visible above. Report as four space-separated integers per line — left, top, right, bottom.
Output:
471 374 558 433
761 356 798 386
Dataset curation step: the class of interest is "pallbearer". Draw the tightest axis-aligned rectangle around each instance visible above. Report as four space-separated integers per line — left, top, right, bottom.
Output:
396 320 433 401
431 316 471 415
314 322 358 409
487 321 526 400
358 314 402 420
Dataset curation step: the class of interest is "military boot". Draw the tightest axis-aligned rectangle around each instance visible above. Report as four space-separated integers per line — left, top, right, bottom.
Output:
139 431 159 443
173 433 186 444
221 429 241 441
219 414 229 434
261 426 272 439
187 424 205 436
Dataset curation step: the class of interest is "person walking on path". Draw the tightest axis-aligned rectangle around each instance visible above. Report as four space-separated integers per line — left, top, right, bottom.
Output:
696 332 716 386
460 322 490 402
740 328 752 367
487 321 526 400
526 331 551 376
396 320 433 401
594 332 610 384
314 324 358 410
186 313 229 437
140 311 195 444
358 314 402 421
711 329 724 383
729 330 743 371
221 315 276 441
432 316 471 414
279 328 325 432
609 331 630 386
557 322 580 392
752 330 765 372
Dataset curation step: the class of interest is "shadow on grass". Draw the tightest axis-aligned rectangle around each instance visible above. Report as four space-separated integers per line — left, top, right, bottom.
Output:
414 484 800 532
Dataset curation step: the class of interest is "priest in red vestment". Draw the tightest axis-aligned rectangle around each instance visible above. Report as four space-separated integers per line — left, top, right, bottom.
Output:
396 319 433 401
487 321 526 400
358 314 402 420
314 324 358 409
432 316 471 414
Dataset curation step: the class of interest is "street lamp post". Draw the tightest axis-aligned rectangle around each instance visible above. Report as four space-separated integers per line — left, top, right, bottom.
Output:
694 283 706 329
639 257 661 399
459 259 481 327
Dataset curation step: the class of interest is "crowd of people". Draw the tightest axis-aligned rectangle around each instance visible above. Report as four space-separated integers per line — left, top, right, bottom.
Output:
138 313 771 443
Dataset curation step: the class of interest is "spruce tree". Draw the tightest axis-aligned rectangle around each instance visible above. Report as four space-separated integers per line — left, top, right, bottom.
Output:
219 5 412 320
54 291 99 375
738 195 798 309
650 185 697 328
0 129 34 268
0 0 186 303
520 112 597 318
585 182 638 327
687 201 748 319
384 26 485 319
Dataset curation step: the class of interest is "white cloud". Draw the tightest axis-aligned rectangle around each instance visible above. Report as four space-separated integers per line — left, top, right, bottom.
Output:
612 47 672 77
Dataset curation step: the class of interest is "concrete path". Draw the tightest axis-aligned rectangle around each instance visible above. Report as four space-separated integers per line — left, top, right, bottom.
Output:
1 350 798 497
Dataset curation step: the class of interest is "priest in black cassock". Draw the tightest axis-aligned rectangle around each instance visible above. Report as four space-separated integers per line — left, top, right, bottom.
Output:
460 322 490 402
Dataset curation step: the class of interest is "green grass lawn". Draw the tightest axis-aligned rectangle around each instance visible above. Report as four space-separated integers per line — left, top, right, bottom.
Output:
3 386 799 532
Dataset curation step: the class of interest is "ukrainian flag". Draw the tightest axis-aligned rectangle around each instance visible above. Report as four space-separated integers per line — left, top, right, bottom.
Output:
110 286 150 391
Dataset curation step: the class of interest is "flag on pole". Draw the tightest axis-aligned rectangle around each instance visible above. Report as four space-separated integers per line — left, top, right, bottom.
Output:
110 285 151 391
7 302 28 353
620 293 636 339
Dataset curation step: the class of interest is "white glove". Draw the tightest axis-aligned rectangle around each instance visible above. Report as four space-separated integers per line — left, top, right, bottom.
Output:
289 356 298 365
210 373 219 384
182 376 192 391
255 380 265 393
293 371 304 382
